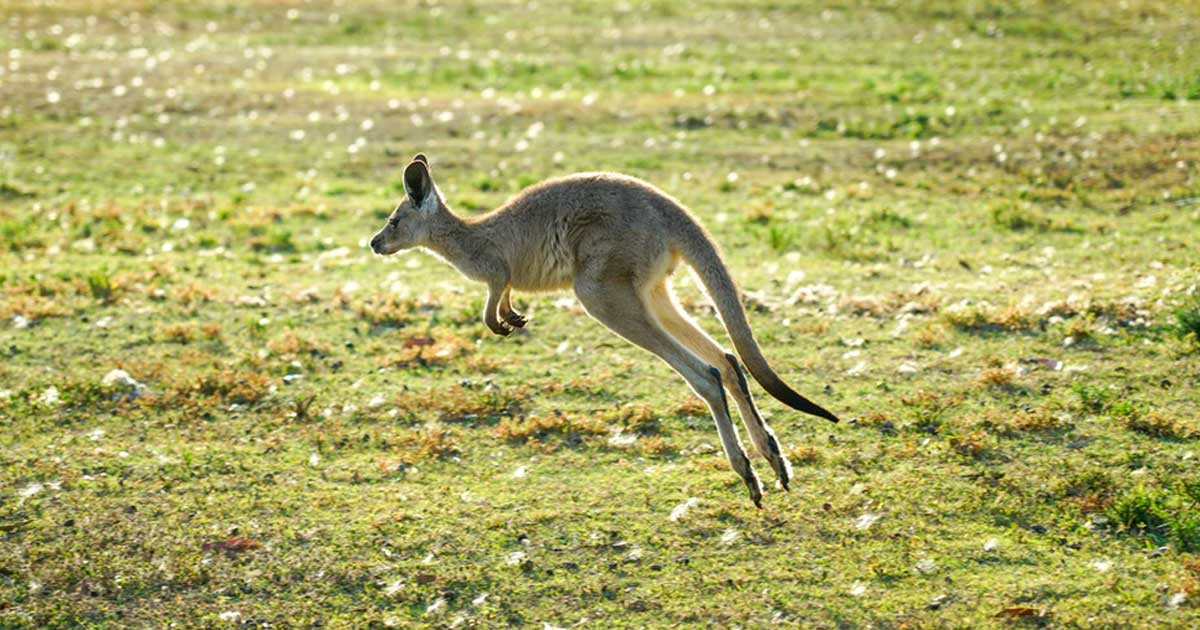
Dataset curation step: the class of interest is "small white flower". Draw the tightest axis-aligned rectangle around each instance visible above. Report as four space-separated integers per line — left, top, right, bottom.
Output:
38 386 61 406
607 430 637 447
855 512 881 530
669 497 699 522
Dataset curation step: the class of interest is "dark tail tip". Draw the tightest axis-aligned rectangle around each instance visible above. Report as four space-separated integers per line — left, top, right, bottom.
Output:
775 386 840 423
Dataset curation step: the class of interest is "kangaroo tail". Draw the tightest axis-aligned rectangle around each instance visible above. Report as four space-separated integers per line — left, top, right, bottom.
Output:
675 225 840 423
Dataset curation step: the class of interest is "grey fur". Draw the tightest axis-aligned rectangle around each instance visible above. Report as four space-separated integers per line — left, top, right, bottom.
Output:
369 156 839 504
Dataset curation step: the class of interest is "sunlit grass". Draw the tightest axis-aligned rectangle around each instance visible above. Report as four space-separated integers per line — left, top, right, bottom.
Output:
1 0 1199 627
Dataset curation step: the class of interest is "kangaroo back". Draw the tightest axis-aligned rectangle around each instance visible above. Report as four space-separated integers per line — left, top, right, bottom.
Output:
674 222 840 423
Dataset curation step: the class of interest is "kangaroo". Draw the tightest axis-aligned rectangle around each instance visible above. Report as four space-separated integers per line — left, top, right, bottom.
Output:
369 154 839 507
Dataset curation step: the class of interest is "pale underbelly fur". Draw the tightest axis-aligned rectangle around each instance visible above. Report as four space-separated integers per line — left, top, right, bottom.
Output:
510 220 575 291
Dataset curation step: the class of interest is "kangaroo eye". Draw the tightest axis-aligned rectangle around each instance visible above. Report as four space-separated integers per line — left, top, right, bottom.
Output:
388 217 399 227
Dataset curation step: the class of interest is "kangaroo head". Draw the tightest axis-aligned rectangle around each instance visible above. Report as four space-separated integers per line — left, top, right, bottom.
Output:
370 154 448 255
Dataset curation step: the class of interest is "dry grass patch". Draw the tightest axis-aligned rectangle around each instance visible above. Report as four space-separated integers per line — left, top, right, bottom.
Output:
980 406 1071 436
352 292 415 327
378 330 474 369
855 411 898 433
158 322 196 343
172 283 217 310
786 445 823 465
914 322 949 347
975 366 1018 390
268 332 330 357
638 435 674 456
493 411 607 446
604 403 661 434
947 430 989 458
1126 412 1194 439
170 369 273 406
943 303 1035 333
394 383 530 424
396 425 463 463
2 293 70 322
674 398 708 417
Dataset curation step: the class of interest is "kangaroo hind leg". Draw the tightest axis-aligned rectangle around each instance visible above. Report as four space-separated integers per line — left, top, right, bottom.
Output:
574 275 763 507
645 281 793 491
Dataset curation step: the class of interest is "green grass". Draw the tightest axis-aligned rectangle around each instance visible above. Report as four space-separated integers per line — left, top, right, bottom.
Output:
1 0 1199 627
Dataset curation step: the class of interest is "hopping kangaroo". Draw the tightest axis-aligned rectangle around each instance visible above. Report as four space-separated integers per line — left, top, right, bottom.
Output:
370 154 839 507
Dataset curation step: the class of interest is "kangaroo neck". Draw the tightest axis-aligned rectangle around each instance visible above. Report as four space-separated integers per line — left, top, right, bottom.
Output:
424 212 496 281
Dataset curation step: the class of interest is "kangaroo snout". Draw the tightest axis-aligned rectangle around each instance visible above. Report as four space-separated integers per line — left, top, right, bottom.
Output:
369 234 383 254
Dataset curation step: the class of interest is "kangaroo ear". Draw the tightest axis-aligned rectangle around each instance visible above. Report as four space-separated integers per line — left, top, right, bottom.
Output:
404 159 433 205
412 153 429 167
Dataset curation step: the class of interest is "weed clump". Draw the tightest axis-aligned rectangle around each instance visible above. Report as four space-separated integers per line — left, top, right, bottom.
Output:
1106 486 1169 534
1059 469 1116 514
1072 382 1114 414
1104 481 1200 552
1175 294 1200 343
899 390 961 433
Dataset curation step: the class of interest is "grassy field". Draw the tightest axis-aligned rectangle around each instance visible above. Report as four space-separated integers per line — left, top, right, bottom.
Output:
1 0 1199 627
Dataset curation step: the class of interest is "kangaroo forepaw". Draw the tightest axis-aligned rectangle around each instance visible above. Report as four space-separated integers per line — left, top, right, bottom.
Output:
487 320 514 336
504 311 528 328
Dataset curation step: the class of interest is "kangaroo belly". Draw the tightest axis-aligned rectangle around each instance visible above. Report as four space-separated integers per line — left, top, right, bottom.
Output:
510 220 574 291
